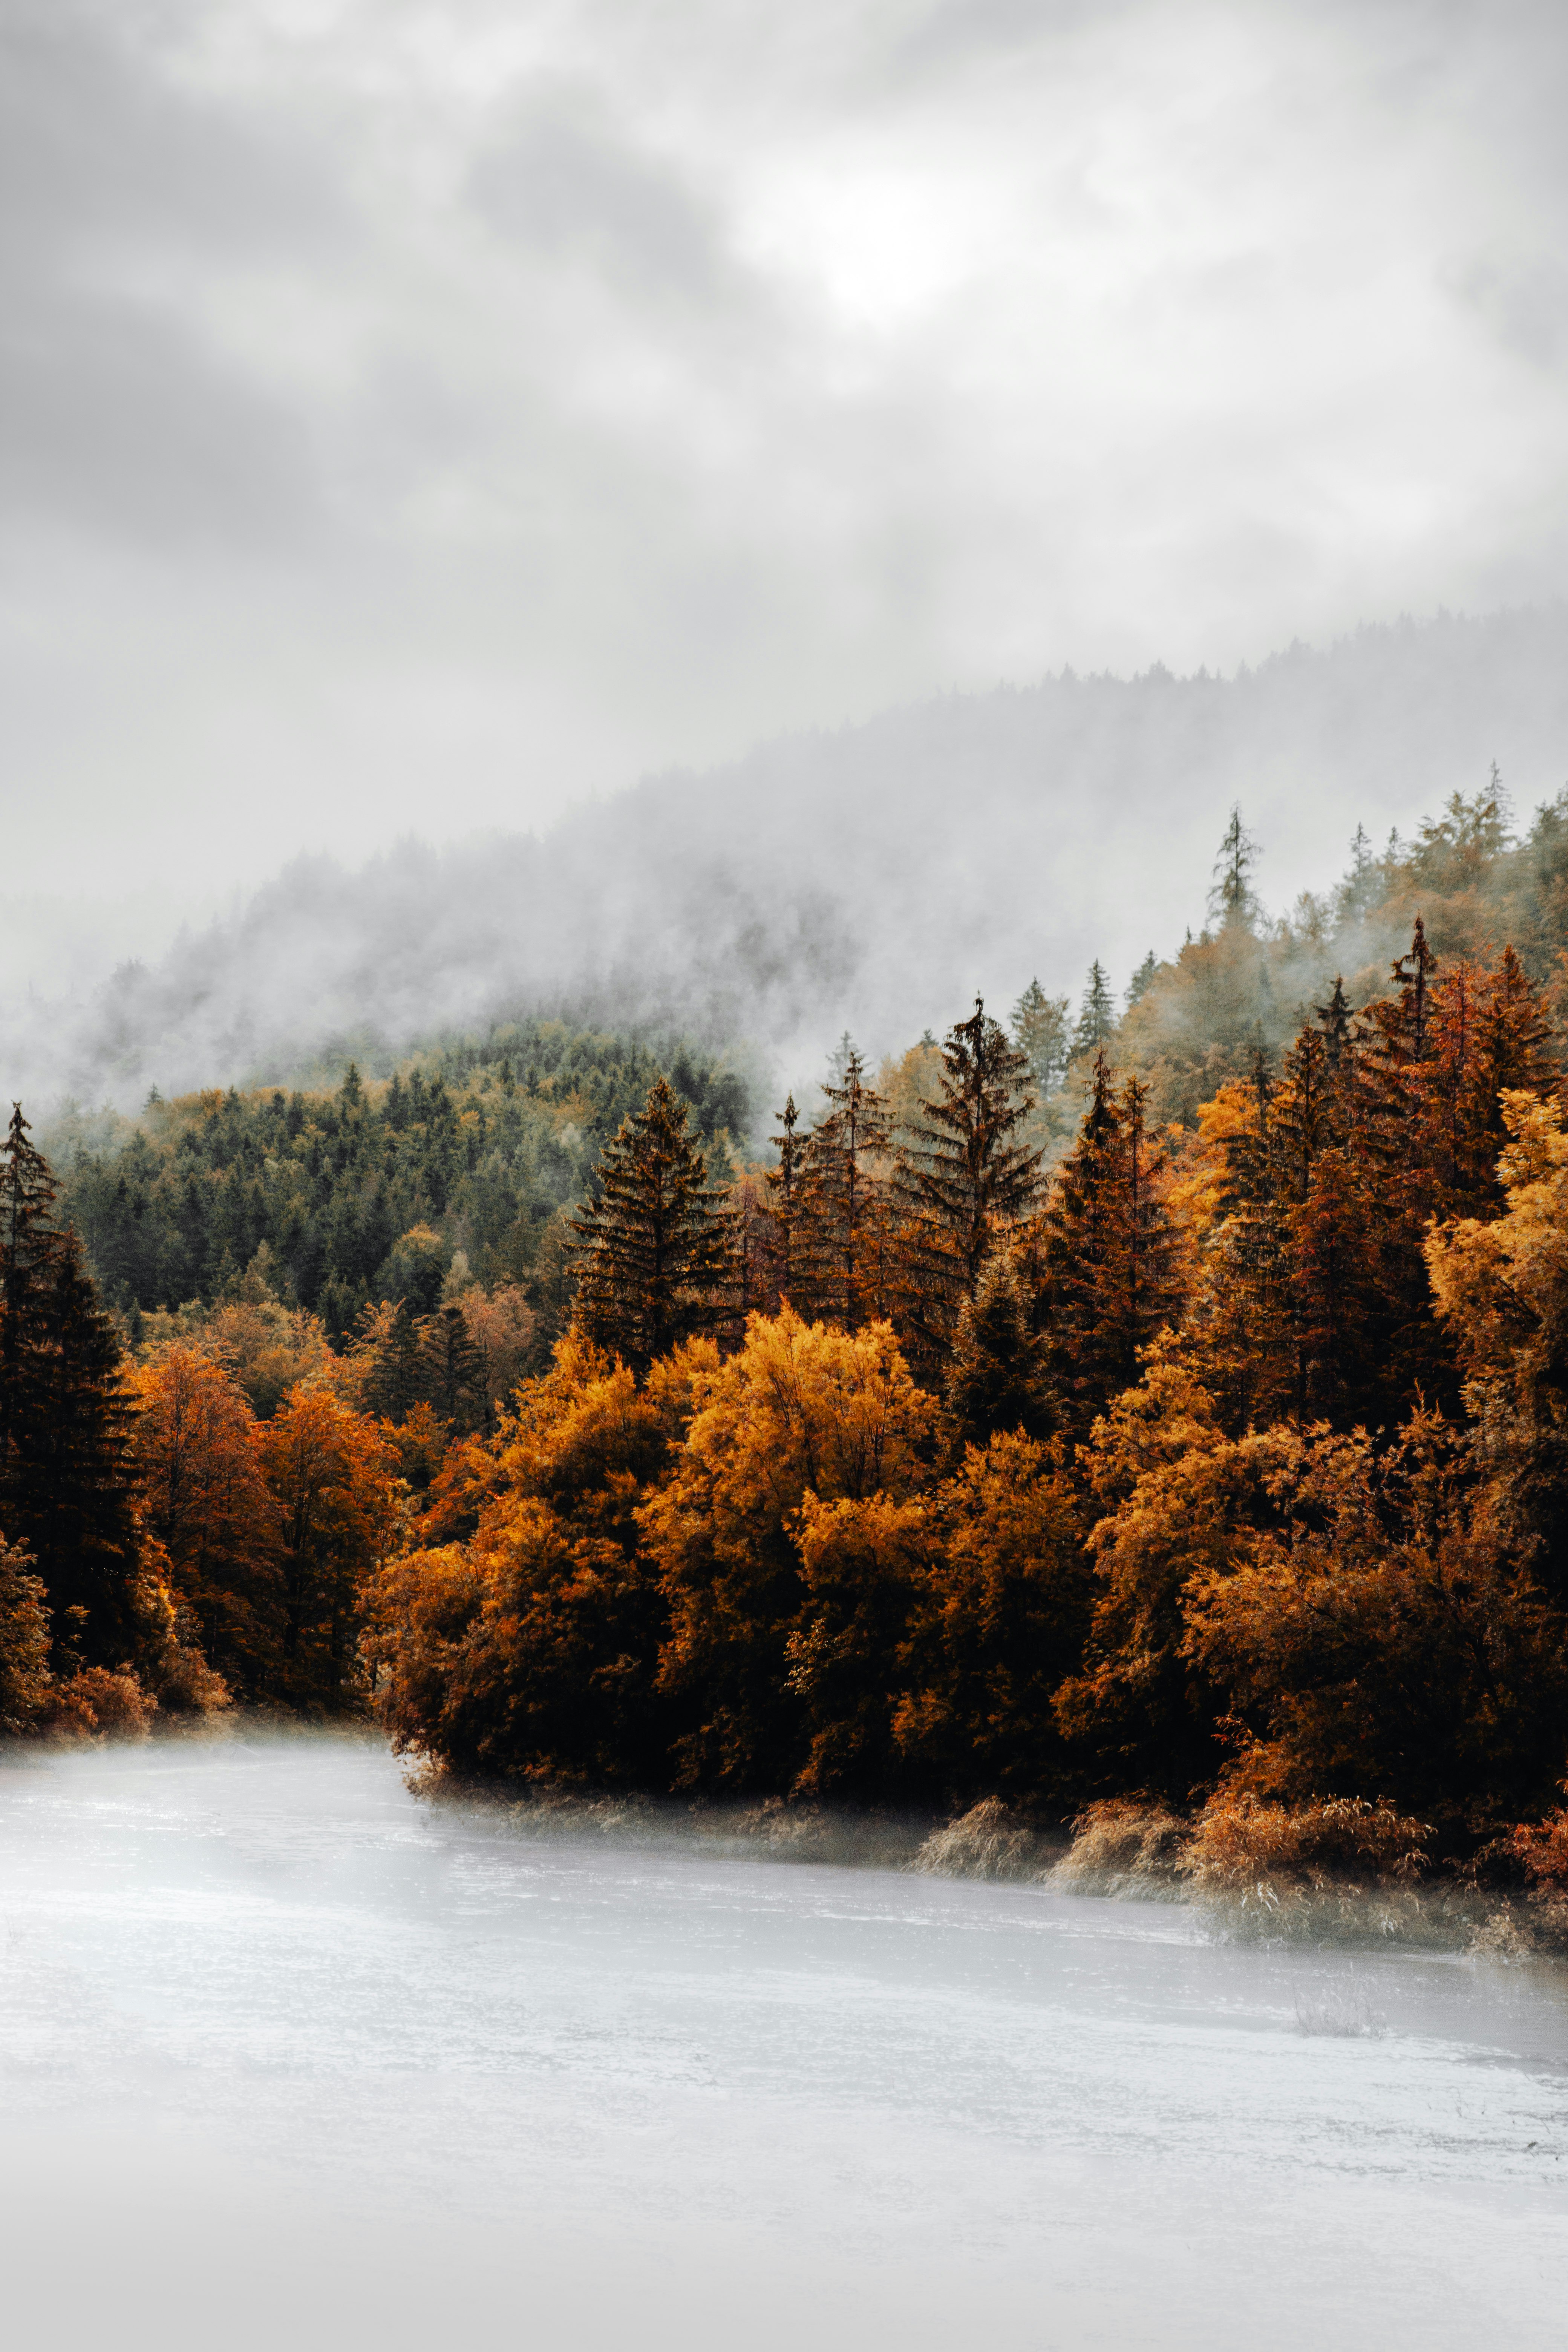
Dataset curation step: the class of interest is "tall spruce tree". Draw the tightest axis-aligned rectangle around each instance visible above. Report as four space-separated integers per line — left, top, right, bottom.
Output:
899 998 1042 1354
943 1251 1050 1454
0 1105 143 1667
766 1093 810 1307
1209 804 1260 928
1031 1056 1184 1436
570 1076 730 1372
800 1048 893 1332
1010 978 1071 1095
1070 961 1116 1058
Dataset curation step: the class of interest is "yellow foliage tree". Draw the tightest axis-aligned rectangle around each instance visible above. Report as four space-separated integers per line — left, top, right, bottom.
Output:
260 1386 398 1706
642 1305 936 1788
128 1342 281 1689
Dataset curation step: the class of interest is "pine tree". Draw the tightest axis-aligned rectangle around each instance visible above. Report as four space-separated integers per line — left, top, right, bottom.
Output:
1010 978 1070 1094
766 1093 810 1307
1031 1057 1184 1436
1392 914 1436 1058
898 998 1042 1353
943 1252 1050 1453
1124 951 1160 1010
800 1049 893 1332
0 1105 143 1668
570 1076 730 1372
418 1303 491 1432
1316 975 1354 1069
357 1299 426 1422
1209 804 1259 928
1070 960 1116 1059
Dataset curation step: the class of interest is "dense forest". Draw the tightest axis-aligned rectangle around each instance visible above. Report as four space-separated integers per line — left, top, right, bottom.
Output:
9 783 1568 1919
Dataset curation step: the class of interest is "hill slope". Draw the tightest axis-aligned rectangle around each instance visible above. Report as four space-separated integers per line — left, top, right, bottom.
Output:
8 603 1566 1112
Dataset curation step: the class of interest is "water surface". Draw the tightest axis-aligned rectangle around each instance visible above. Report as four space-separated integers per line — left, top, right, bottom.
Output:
3 1730 1565 2349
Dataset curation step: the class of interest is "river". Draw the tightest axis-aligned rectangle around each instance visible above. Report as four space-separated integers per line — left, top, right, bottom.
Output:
2 1728 1565 2349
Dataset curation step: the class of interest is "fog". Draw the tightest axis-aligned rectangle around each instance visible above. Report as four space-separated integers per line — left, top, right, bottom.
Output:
5 603 1565 1115
3 1730 1565 2351
6 0 1568 940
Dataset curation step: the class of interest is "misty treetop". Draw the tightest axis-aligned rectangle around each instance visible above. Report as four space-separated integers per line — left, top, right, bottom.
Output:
52 1021 749 1347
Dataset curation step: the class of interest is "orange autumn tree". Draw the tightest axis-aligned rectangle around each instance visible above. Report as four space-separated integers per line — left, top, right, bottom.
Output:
259 1386 398 1707
642 1305 937 1791
129 1343 282 1692
366 1328 711 1783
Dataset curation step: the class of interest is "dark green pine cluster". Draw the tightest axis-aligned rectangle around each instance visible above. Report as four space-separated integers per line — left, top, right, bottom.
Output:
56 1025 748 1339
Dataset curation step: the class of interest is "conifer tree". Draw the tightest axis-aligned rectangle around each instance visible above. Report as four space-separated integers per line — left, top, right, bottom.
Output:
570 1076 730 1372
943 1252 1050 1453
418 1303 491 1432
1010 978 1070 1094
898 999 1042 1353
1125 951 1160 1009
766 1093 810 1306
1316 975 1354 1069
800 1048 894 1332
1209 804 1259 928
1070 961 1116 1058
0 1105 143 1666
357 1299 426 1422
1031 1057 1184 1436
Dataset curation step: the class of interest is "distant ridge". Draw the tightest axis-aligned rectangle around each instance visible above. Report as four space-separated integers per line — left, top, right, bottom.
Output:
8 603 1566 1115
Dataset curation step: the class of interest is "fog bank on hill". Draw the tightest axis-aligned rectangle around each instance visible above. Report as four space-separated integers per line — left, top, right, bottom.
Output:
6 605 1566 1115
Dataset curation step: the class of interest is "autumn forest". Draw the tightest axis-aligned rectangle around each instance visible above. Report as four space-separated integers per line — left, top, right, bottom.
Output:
9 785 1568 1913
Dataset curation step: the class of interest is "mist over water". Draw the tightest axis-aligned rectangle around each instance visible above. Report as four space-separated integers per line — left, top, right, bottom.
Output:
4 1732 1565 2350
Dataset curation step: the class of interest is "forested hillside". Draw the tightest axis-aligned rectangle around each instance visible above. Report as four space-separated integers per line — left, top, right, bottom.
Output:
6 605 1566 1112
52 1022 747 1347
8 776 1568 1940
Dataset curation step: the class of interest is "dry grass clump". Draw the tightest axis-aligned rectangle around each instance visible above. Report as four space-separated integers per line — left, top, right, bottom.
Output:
913 1797 1052 1880
1046 1798 1189 1895
1183 1793 1430 1894
37 1667 159 1741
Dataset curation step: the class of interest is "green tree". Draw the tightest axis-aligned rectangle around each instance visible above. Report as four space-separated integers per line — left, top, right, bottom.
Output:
943 1250 1051 1454
799 1047 894 1332
0 1106 144 1669
1010 978 1070 1094
418 1303 491 1432
570 1077 731 1373
1030 1057 1185 1438
898 998 1041 1354
1070 960 1117 1058
1209 804 1260 928
766 1093 811 1306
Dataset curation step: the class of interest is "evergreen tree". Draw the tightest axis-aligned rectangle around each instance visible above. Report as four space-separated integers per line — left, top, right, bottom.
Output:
943 1252 1050 1453
0 1106 143 1668
799 1048 894 1332
898 999 1041 1353
570 1077 730 1372
1209 804 1260 928
357 1299 426 1421
1010 978 1070 1094
1070 960 1116 1058
1125 951 1160 1010
1031 1057 1184 1436
1316 975 1354 1069
766 1093 810 1306
418 1303 491 1432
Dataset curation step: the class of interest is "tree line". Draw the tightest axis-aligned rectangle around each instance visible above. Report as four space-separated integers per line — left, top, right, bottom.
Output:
9 792 1568 1914
369 902 1568 1900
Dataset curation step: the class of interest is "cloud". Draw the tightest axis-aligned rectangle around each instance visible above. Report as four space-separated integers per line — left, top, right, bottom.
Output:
2 0 1567 928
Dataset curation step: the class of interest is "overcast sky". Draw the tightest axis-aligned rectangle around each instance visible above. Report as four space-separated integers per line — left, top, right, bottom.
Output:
4 0 1567 925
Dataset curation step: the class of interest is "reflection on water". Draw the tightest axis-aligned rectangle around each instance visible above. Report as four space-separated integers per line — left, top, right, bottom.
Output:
3 1730 1566 2350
